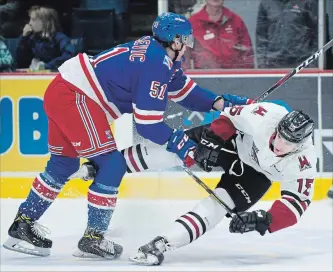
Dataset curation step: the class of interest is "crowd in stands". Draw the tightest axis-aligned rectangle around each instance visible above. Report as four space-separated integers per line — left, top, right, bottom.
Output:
0 0 332 72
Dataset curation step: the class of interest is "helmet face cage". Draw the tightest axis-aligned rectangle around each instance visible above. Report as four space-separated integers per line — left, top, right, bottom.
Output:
174 33 194 48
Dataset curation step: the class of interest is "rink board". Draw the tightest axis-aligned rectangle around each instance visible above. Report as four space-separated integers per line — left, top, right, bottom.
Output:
0 174 332 200
1 72 332 200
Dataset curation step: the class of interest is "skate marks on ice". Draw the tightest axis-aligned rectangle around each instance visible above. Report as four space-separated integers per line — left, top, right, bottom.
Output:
1 199 332 271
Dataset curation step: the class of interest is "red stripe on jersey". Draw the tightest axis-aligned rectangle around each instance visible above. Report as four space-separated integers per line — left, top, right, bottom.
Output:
33 178 59 200
88 191 117 207
78 54 119 120
133 109 163 121
299 201 309 212
168 80 195 99
128 146 141 172
268 200 298 233
182 215 200 239
282 195 309 212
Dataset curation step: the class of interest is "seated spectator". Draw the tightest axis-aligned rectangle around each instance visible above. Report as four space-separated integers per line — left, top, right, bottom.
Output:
0 35 14 71
256 0 318 68
16 6 75 71
185 0 254 69
0 0 25 38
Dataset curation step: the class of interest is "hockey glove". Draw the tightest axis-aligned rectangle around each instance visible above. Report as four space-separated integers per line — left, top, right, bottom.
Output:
221 94 253 110
166 130 196 163
194 128 223 172
229 210 272 236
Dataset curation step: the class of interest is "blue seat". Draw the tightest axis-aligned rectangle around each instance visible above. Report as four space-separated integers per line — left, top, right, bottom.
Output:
71 8 116 55
81 0 128 14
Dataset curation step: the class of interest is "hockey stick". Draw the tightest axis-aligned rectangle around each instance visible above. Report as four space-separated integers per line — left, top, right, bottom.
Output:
256 38 333 102
182 166 238 218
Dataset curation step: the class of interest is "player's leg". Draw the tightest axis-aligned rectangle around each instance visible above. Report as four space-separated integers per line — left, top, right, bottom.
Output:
130 163 272 265
71 141 184 180
71 124 209 179
3 77 80 257
53 90 125 259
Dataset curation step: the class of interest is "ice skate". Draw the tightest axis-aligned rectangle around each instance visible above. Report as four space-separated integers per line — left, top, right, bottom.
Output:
129 236 170 265
73 228 123 260
3 212 52 257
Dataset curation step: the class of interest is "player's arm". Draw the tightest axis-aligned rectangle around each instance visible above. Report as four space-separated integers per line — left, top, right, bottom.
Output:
133 61 196 163
133 61 173 145
267 163 316 233
192 103 272 172
229 155 316 236
168 61 253 112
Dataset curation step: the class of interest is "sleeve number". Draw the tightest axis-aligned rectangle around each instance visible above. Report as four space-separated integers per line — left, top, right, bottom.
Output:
229 106 244 116
297 178 314 196
150 81 167 100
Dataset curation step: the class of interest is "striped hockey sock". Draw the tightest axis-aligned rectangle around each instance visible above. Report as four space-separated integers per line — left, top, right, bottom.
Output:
175 211 207 243
87 188 118 232
121 144 148 173
18 173 63 220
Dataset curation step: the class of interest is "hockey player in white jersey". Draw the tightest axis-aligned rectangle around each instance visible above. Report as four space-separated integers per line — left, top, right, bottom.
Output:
128 102 317 265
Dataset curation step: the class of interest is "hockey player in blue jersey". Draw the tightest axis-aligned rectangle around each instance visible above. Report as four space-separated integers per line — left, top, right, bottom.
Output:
3 12 250 260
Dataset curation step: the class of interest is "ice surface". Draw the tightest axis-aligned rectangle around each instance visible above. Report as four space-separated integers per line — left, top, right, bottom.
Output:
1 198 332 271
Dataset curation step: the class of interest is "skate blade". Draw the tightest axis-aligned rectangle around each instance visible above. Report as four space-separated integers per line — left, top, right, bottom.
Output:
129 253 159 266
72 248 119 260
3 237 50 257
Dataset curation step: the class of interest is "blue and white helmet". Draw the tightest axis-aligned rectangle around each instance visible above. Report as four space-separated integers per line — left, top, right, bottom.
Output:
152 12 194 48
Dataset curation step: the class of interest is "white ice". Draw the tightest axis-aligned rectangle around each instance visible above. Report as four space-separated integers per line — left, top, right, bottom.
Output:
1 198 332 271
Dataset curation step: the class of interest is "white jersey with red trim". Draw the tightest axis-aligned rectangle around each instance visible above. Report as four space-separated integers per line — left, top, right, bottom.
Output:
221 102 317 231
58 36 218 145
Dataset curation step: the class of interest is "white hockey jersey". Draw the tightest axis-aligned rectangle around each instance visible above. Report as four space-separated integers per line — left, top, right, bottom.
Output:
220 102 317 232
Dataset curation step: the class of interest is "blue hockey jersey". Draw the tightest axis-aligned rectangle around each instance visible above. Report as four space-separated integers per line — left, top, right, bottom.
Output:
58 36 218 145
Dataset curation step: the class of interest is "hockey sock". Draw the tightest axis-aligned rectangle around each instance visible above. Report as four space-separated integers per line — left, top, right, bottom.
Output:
87 151 126 232
161 188 235 248
18 155 79 220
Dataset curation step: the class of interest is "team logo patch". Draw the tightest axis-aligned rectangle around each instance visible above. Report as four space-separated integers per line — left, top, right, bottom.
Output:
298 155 312 171
163 55 173 70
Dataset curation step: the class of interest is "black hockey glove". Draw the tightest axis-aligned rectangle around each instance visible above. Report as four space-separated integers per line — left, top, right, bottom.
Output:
194 128 223 172
229 210 272 236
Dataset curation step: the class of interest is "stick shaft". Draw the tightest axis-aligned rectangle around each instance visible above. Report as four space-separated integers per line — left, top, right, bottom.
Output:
256 39 333 102
182 167 235 215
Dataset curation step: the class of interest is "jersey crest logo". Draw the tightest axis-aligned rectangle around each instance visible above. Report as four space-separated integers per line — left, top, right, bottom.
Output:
163 56 173 70
251 142 260 166
298 155 312 171
252 106 267 116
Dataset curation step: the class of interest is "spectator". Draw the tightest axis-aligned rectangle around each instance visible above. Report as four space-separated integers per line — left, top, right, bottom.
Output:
185 0 254 69
0 36 14 71
16 6 75 71
0 0 26 38
256 0 318 68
